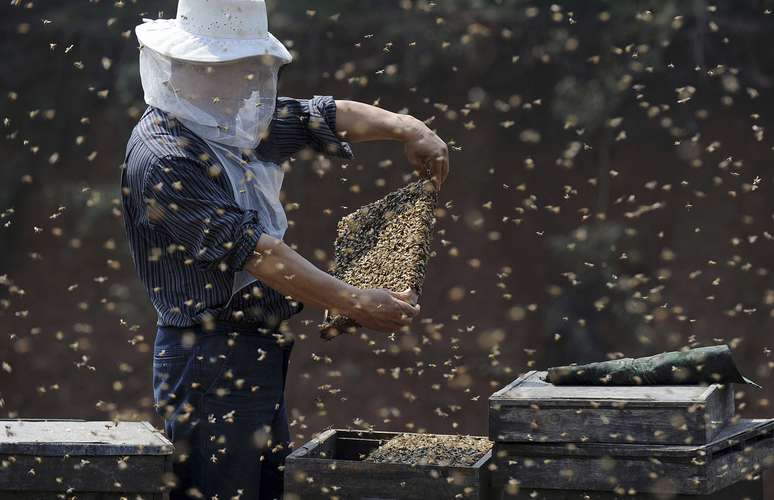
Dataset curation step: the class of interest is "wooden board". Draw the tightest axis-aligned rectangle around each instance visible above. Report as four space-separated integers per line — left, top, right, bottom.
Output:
0 420 173 455
489 371 734 445
491 418 774 496
0 419 173 495
0 493 168 500
490 479 763 499
285 429 491 499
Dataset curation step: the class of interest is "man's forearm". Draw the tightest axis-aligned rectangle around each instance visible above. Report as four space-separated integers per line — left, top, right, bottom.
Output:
243 234 357 314
334 99 450 190
335 99 424 143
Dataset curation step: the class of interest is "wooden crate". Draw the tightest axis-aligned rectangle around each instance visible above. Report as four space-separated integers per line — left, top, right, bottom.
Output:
491 418 774 497
0 419 173 499
489 371 734 445
285 429 492 499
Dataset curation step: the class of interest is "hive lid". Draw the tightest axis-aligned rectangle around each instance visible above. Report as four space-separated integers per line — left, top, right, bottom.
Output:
0 419 173 456
491 370 726 407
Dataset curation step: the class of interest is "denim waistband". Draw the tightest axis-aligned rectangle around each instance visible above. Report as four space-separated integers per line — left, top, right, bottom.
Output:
155 320 291 354
157 319 285 336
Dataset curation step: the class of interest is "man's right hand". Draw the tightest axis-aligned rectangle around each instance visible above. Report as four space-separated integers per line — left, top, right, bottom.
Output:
345 288 420 332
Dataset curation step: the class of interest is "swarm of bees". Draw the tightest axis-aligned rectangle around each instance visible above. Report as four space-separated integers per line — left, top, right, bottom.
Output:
4 1 774 498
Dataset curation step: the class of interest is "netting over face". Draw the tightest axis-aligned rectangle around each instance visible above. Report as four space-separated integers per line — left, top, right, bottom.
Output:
139 47 280 148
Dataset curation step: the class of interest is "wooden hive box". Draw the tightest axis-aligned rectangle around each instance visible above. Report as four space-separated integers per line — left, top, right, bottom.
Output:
490 418 774 497
285 429 492 499
489 371 734 445
0 419 173 499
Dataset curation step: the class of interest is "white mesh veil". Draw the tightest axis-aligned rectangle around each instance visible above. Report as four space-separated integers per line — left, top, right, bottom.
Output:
139 47 281 149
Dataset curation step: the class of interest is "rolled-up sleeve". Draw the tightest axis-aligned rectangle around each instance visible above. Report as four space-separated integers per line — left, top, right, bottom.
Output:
256 95 354 163
141 156 264 273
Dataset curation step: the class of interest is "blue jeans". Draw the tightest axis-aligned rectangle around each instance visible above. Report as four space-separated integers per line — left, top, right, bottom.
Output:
152 321 293 500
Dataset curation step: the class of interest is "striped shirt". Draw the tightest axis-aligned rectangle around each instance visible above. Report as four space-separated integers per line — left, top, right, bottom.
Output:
120 96 353 328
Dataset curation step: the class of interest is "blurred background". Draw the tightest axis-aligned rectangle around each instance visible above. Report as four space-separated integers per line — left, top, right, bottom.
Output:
2 0 774 490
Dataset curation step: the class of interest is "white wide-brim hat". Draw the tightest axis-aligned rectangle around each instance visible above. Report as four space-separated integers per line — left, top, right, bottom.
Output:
135 0 292 64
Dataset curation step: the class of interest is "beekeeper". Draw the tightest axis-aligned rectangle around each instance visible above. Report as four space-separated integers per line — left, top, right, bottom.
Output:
120 0 449 498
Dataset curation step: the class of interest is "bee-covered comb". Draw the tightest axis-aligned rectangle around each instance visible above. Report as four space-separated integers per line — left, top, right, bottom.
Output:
320 179 438 340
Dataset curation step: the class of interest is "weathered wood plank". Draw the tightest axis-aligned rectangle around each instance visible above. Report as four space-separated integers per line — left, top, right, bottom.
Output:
0 420 173 456
491 418 774 495
491 478 763 499
489 371 734 445
286 458 484 499
490 405 713 444
0 454 172 492
492 451 699 496
494 418 774 458
0 492 168 499
495 372 716 403
285 430 491 500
